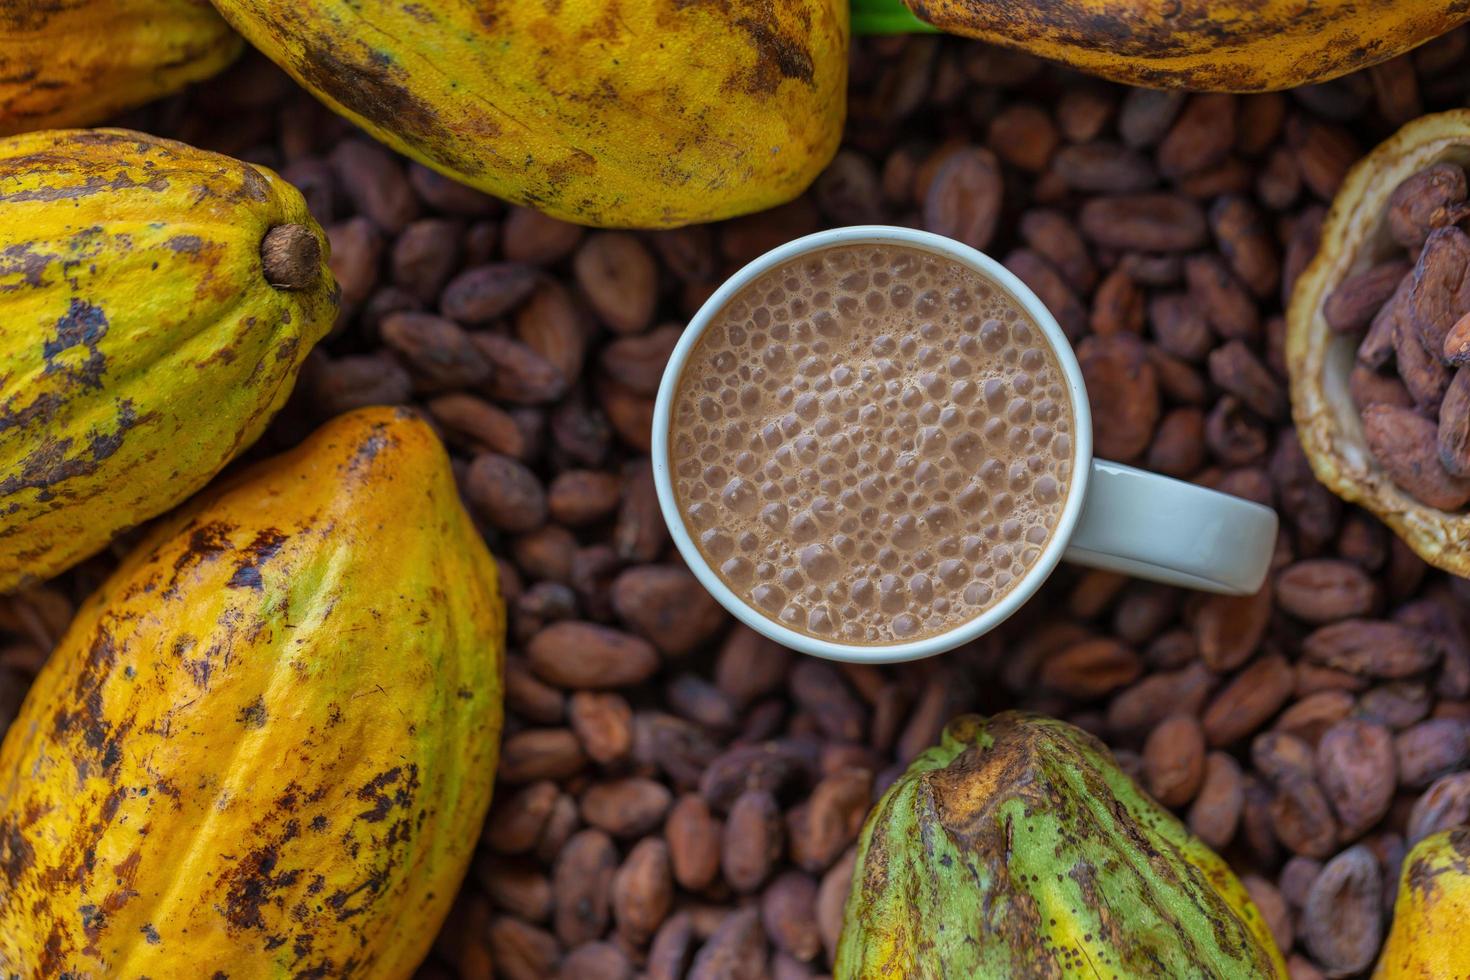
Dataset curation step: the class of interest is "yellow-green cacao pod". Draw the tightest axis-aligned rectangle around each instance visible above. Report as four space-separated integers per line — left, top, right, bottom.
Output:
208 0 848 228
0 0 243 135
0 407 506 977
1375 827 1470 979
0 128 336 592
837 712 1288 978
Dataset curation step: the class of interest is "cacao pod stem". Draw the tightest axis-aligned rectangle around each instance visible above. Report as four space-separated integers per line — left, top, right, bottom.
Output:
261 223 321 290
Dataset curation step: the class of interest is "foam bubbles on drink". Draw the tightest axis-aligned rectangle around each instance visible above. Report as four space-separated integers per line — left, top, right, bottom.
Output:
671 244 1074 645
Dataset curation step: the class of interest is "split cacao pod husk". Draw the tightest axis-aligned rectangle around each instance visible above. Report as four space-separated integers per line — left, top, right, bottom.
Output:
1287 110 1470 576
0 406 505 977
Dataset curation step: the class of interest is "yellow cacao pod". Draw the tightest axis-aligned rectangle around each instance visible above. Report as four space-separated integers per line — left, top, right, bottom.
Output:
0 407 505 977
0 1 242 135
896 0 1468 92
208 0 848 228
1374 827 1470 979
0 128 336 592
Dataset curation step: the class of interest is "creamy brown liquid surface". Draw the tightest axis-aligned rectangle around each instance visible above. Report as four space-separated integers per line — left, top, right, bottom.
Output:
669 243 1075 645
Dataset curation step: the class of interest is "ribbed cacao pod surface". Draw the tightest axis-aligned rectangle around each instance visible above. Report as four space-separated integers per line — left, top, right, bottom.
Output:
0 128 337 592
0 407 505 977
836 712 1287 978
207 0 848 228
1374 827 1470 979
895 0 1469 92
1287 111 1470 577
0 0 242 135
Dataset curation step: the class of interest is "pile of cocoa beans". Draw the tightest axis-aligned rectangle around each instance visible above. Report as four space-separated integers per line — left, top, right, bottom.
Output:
6 34 1470 980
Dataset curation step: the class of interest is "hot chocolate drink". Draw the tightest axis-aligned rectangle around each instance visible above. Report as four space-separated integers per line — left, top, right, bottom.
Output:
668 242 1076 645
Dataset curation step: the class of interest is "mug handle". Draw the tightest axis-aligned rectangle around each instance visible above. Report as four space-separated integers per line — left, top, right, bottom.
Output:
1063 460 1278 595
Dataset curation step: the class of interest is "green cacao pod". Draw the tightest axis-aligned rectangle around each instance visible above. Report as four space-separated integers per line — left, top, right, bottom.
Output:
0 128 336 592
837 712 1287 978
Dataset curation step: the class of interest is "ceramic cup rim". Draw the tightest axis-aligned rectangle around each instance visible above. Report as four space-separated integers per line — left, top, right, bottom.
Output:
650 226 1095 664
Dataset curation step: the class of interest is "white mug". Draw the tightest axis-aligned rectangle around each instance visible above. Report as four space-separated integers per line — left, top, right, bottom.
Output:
651 226 1278 665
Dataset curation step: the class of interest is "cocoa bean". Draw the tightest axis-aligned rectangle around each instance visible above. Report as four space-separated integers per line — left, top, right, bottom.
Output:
573 232 658 335
1078 193 1208 252
722 790 784 894
513 527 577 585
1316 719 1396 838
1107 662 1215 737
582 778 673 838
1407 771 1470 843
1143 714 1206 807
611 565 726 656
1443 310 1470 364
761 871 822 962
611 838 672 946
1186 253 1259 342
428 393 530 458
569 691 633 765
391 218 462 302
1090 266 1145 336
1158 94 1236 179
330 139 419 233
987 103 1058 172
1438 366 1470 476
1271 775 1340 859
1210 195 1279 299
1363 404 1470 508
1253 731 1317 784
1242 874 1293 953
505 655 568 724
1274 690 1355 744
666 794 722 892
1357 682 1431 730
790 661 867 742
558 942 630 980
1276 560 1378 623
307 352 410 417
516 280 586 381
1386 162 1469 248
1188 751 1244 850
528 622 660 689
1018 209 1097 293
551 828 617 945
501 729 589 783
1323 260 1410 333
488 917 561 980
1407 226 1470 356
700 742 812 812
1118 89 1186 148
485 781 560 854
1280 855 1323 910
475 332 569 405
1203 654 1295 746
476 855 553 922
1301 846 1382 976
548 470 621 527
1287 117 1358 200
813 149 884 225
1194 581 1273 671
1038 637 1142 699
923 147 1002 251
1147 292 1214 362
787 767 872 873
1394 718 1469 788
1003 249 1087 341
441 264 538 323
614 460 667 563
1052 142 1156 193
408 161 498 216
1348 365 1414 412
600 325 680 396
816 848 856 964
688 908 767 980
504 206 584 264
1077 333 1160 461
1302 618 1439 679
